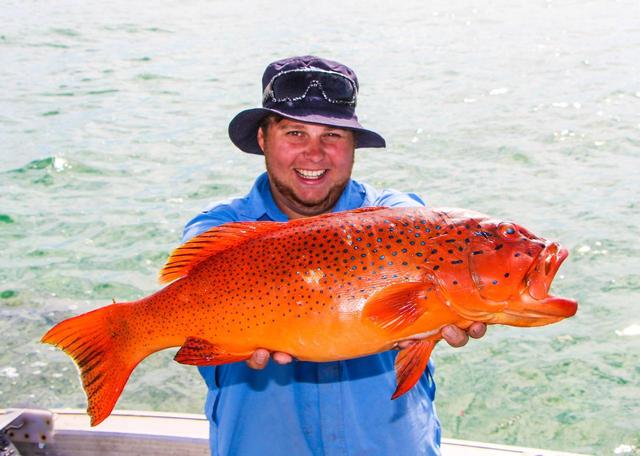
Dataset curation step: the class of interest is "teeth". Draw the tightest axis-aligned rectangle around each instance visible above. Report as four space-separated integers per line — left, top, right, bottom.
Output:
296 169 327 179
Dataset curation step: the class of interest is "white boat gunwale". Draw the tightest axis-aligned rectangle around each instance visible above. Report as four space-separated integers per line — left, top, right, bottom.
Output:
0 408 589 456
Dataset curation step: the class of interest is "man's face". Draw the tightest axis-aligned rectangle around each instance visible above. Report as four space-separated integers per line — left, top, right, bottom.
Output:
257 118 355 219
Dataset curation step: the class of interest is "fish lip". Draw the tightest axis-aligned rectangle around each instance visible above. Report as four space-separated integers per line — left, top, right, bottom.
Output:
511 295 578 319
537 296 578 317
519 243 577 318
500 297 577 326
525 243 567 300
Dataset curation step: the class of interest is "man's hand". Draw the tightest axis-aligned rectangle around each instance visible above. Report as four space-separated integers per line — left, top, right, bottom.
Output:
246 349 294 370
396 322 487 349
246 323 487 369
441 322 487 347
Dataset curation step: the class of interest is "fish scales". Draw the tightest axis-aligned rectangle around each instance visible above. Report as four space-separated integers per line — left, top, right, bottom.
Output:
167 209 463 355
41 206 577 425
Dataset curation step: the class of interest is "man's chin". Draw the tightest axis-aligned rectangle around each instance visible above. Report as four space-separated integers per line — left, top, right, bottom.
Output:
269 174 349 218
282 186 344 216
290 197 337 216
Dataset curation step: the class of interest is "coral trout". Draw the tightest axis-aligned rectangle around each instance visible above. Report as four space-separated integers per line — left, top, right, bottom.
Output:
42 207 577 425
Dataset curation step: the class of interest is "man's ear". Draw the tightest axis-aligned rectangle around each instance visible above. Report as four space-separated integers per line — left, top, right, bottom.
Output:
257 126 265 153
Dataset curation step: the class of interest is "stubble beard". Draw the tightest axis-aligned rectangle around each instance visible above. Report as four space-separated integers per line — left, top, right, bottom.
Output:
265 162 351 217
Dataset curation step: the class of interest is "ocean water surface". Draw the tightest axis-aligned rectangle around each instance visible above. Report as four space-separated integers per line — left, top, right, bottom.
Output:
1 0 639 454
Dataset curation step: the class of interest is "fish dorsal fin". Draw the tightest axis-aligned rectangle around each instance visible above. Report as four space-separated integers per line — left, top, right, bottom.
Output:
362 281 437 332
160 206 388 284
290 206 387 222
159 220 285 283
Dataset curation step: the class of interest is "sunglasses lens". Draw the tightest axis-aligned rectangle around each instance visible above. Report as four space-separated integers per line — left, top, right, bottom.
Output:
271 72 314 99
318 74 355 101
269 71 356 103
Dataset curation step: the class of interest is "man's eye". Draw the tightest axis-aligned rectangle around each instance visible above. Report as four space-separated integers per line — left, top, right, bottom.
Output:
287 131 302 136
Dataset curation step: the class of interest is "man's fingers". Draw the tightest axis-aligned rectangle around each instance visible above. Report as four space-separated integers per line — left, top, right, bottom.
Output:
468 322 487 339
246 350 295 369
249 326 486 364
441 323 487 347
442 325 469 348
272 352 293 365
396 340 418 350
246 349 270 370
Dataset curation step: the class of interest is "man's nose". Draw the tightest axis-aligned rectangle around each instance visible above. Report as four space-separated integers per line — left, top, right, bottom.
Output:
304 137 325 161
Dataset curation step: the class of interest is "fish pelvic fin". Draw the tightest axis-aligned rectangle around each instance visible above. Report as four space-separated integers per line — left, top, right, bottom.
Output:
41 302 145 426
174 337 253 365
362 281 437 332
392 340 437 399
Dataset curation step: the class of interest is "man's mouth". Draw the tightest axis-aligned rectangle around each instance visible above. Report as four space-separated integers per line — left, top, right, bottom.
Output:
295 169 328 180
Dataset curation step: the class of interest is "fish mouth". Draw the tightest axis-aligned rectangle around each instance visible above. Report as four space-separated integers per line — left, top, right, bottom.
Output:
517 243 577 319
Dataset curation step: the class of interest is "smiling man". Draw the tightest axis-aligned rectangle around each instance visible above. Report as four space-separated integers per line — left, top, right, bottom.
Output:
258 116 355 218
183 56 485 456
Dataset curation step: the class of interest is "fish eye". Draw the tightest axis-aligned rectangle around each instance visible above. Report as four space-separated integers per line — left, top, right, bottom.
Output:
498 223 518 239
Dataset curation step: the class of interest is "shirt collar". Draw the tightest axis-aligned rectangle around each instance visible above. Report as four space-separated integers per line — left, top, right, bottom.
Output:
240 172 366 222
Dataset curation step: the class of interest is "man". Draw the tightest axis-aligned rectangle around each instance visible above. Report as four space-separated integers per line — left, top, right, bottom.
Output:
183 55 486 456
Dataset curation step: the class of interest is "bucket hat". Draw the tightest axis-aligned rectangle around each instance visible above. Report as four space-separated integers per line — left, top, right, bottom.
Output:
228 55 386 155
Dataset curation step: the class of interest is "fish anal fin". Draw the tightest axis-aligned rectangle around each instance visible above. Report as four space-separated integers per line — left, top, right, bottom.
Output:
392 340 437 399
175 337 252 366
362 281 436 332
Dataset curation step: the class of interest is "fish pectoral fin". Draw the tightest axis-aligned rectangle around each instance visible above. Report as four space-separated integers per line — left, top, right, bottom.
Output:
392 339 437 399
362 281 437 332
175 337 252 366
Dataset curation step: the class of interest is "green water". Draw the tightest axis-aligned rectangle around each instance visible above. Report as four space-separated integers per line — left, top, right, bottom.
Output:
1 0 639 454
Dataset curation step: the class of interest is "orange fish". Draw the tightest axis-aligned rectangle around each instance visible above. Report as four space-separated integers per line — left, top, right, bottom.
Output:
42 207 577 426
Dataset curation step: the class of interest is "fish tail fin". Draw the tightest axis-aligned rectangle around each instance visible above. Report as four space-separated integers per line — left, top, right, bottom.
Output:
41 302 145 426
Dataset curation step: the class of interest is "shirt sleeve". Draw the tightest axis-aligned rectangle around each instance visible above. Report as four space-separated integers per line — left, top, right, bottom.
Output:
371 188 426 208
181 203 240 242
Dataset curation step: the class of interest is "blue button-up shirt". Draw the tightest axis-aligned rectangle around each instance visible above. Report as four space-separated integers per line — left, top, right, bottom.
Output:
183 172 441 456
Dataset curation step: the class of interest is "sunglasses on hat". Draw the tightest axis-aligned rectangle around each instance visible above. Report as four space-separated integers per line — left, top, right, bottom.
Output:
262 68 358 106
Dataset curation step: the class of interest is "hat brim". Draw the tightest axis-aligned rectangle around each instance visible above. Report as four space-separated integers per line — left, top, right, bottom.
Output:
228 108 386 155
